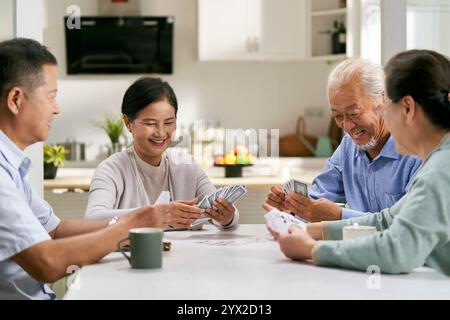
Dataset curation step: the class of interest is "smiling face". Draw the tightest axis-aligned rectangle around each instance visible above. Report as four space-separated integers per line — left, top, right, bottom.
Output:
125 98 177 164
12 64 60 148
329 78 388 151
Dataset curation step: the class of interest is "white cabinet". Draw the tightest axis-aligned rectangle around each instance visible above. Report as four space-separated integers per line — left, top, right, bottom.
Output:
198 0 308 61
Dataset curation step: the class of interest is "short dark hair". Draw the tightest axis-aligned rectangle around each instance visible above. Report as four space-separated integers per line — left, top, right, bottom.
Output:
121 77 178 121
384 49 450 130
0 38 57 101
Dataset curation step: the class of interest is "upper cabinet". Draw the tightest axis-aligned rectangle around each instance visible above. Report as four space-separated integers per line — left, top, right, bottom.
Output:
198 0 308 61
199 0 357 62
308 0 349 61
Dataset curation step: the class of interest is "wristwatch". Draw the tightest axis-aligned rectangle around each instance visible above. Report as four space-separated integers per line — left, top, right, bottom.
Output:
108 216 119 226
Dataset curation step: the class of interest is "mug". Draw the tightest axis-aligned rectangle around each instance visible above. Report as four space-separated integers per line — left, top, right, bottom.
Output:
118 228 163 269
343 223 376 240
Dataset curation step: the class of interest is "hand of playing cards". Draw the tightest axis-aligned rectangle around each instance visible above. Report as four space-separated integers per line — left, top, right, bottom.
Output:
197 185 248 210
283 178 308 196
264 207 306 235
190 185 247 229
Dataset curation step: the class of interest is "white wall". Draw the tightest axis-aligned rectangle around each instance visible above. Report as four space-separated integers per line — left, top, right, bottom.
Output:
44 0 334 161
0 0 14 41
15 0 45 196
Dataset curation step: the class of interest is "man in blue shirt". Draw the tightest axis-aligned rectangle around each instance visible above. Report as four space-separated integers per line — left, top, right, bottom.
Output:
0 38 179 299
265 59 421 221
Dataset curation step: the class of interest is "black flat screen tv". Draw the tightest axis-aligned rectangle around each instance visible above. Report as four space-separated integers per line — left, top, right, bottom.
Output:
64 16 174 74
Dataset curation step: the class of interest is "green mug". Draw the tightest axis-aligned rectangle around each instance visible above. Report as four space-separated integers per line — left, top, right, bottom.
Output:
118 228 163 269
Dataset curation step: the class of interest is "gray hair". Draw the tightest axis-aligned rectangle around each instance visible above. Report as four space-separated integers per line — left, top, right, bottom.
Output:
327 58 385 102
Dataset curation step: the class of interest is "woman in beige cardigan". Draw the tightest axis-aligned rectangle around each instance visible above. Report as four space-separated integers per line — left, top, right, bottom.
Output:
85 77 238 230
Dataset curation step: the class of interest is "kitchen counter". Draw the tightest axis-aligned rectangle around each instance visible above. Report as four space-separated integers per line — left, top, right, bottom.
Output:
44 157 327 223
44 157 327 191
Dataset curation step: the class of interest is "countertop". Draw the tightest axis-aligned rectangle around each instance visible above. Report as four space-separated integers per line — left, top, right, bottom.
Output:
44 157 328 191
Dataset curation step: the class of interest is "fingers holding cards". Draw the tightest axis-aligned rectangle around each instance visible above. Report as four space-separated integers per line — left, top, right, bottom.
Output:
197 184 248 210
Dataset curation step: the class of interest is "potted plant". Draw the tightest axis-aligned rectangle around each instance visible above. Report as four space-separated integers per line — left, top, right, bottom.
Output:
43 144 69 179
94 112 125 156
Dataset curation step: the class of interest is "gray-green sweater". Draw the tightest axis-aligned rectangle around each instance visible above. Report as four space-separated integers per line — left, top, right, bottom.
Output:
312 135 450 276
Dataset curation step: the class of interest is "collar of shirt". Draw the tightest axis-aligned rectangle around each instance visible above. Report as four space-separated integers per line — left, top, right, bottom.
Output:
354 135 399 161
0 130 32 178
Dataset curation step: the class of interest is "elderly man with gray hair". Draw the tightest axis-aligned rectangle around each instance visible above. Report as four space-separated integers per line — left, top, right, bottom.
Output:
265 58 422 222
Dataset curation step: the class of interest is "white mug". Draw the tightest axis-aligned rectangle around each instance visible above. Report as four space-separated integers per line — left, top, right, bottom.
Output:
343 223 376 240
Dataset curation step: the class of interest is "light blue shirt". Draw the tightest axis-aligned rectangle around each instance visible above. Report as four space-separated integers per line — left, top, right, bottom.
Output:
309 134 422 219
0 130 60 300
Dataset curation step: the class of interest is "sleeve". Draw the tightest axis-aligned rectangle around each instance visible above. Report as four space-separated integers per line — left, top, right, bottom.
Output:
0 171 51 261
194 165 239 230
85 161 127 220
341 208 370 220
308 139 346 203
27 184 60 233
313 172 449 274
194 165 216 200
322 207 395 240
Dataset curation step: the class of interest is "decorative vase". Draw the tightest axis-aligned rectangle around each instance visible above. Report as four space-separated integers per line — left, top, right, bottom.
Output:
44 163 58 179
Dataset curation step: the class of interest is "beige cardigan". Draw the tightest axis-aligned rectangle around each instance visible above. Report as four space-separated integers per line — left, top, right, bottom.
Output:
85 148 239 229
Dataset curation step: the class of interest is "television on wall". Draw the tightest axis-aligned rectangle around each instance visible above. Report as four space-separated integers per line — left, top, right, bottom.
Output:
64 16 174 74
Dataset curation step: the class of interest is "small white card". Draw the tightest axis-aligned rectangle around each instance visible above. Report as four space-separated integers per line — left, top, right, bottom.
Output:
264 208 306 234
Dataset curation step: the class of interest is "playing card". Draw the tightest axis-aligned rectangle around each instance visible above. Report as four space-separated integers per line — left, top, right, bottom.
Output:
190 216 212 229
289 179 294 193
197 196 209 209
283 182 290 195
226 185 247 204
293 179 308 196
207 193 217 209
222 186 233 200
264 208 306 234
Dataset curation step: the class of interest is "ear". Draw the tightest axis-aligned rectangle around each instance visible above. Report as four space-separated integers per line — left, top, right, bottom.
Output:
5 87 24 115
401 95 417 125
122 114 133 133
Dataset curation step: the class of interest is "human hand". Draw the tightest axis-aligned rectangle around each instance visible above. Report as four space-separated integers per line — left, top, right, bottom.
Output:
168 198 205 228
285 193 342 222
277 225 316 261
205 198 235 226
264 185 289 212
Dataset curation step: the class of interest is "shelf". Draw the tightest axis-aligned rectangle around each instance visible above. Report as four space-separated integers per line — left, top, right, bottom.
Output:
309 53 347 62
311 8 347 17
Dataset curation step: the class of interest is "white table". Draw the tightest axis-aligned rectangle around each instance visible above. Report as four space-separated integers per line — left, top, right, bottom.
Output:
64 224 450 300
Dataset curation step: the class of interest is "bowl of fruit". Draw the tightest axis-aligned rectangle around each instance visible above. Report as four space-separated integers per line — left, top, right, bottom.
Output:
214 146 254 178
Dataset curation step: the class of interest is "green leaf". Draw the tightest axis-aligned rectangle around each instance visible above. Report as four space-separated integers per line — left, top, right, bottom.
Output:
92 112 125 144
43 144 69 167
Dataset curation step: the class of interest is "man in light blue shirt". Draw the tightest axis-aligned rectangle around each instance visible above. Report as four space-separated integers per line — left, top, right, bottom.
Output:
0 38 172 299
0 130 60 299
265 58 421 221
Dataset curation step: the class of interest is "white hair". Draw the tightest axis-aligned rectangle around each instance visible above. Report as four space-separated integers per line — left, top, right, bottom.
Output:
327 58 385 102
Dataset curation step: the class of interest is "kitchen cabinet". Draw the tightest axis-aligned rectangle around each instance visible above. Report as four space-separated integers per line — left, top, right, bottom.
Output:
308 0 358 61
198 0 308 60
199 0 358 62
